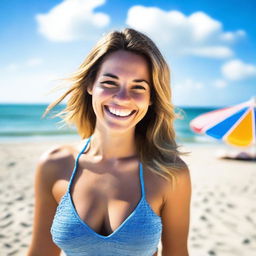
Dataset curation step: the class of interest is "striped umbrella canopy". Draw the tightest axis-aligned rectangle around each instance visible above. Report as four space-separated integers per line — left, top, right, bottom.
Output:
189 97 256 147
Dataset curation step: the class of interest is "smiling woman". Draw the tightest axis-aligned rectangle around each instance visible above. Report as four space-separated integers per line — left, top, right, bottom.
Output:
87 50 152 133
26 28 192 256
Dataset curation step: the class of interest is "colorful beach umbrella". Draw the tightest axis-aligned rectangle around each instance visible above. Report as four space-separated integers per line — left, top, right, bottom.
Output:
189 97 256 147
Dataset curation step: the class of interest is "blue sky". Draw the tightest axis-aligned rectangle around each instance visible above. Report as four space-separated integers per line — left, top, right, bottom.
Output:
0 0 255 107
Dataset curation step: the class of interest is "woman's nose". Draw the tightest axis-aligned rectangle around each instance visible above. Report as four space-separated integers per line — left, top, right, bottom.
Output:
113 86 131 102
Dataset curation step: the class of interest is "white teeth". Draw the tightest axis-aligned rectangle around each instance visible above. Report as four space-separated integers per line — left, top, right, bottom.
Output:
108 106 133 117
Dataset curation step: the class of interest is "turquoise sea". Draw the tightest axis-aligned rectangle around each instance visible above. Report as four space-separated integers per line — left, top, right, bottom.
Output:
0 104 220 144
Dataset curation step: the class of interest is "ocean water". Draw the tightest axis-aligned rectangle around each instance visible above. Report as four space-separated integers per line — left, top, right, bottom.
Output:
0 104 219 144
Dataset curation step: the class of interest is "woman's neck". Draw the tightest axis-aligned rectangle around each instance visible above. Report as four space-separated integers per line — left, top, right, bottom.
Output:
87 129 138 162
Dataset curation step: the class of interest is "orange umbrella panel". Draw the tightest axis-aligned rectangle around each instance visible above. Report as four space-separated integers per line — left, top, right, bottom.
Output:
224 108 255 146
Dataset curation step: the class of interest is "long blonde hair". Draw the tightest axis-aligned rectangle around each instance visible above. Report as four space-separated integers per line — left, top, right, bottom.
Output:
43 28 189 189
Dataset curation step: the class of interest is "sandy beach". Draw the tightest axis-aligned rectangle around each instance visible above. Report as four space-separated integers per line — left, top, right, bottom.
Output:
0 139 255 256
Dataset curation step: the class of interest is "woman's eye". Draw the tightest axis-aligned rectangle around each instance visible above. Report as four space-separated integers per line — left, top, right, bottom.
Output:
100 81 117 87
133 85 146 90
99 81 146 91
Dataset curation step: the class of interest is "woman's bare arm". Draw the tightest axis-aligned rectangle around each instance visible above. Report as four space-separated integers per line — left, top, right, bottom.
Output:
26 150 63 256
160 163 192 256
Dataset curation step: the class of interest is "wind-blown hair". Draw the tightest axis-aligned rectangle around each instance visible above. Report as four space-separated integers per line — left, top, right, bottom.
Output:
43 28 189 190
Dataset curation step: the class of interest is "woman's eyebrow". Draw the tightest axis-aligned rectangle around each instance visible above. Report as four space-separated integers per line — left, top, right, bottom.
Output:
102 73 150 86
103 73 118 79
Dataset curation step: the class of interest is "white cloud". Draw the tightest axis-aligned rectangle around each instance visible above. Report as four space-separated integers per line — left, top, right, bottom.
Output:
173 78 204 90
26 58 43 67
213 79 228 88
0 70 63 103
172 78 206 106
220 30 245 42
5 64 19 72
221 59 256 80
183 46 233 59
4 58 43 72
126 6 245 59
36 0 110 42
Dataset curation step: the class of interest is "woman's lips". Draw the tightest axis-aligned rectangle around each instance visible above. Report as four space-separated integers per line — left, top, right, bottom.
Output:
104 105 136 119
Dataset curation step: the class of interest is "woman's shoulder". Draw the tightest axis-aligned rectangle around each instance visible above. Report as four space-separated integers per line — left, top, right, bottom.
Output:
158 156 190 200
39 144 76 166
36 141 84 181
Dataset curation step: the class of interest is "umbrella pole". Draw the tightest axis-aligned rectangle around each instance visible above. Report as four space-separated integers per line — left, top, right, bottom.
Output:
251 142 256 159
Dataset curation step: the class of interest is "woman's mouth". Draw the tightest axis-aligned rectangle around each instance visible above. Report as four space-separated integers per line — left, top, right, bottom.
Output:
104 105 136 119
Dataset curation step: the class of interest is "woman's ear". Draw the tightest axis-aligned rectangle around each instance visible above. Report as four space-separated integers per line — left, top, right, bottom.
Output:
87 86 93 95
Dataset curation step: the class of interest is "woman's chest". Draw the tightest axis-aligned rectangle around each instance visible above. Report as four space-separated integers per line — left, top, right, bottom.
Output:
52 160 166 236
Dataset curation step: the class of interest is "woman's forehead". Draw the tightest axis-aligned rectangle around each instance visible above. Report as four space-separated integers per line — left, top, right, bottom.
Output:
98 50 151 79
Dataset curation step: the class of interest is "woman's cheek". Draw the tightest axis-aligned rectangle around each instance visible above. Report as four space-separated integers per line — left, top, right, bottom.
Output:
131 92 151 103
95 86 116 97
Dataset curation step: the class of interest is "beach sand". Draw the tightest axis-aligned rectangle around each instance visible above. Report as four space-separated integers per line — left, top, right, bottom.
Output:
0 139 255 256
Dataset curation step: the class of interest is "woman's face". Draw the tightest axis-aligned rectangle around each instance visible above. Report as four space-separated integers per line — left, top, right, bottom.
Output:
88 50 152 134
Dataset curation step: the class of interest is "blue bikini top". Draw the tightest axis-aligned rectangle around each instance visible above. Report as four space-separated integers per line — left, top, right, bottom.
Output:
50 137 162 256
